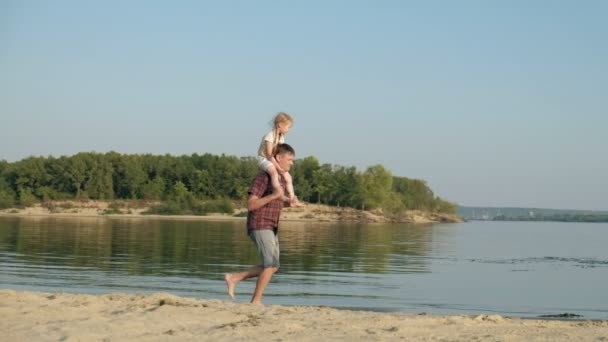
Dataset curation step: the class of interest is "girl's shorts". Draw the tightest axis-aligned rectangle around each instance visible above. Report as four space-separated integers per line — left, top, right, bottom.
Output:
257 156 273 171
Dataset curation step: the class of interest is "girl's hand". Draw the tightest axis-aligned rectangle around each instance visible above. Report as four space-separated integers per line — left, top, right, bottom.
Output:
272 158 285 173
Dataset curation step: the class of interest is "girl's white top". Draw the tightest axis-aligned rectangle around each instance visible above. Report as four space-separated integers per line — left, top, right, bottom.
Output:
257 130 285 160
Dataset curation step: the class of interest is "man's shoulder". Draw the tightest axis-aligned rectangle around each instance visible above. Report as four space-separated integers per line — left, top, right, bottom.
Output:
254 171 271 181
248 172 280 208
250 172 271 192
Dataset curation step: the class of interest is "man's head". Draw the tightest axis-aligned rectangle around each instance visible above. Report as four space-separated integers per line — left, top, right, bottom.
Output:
274 143 295 172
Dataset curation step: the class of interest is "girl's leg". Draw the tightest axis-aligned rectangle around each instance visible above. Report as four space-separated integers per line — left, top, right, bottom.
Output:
283 172 303 206
283 172 295 199
266 165 284 197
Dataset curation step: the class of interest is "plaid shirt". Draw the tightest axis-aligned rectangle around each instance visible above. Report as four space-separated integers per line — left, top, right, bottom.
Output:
247 172 286 232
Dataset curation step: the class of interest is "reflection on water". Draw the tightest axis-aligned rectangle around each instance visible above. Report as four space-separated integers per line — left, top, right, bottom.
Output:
1 217 607 319
0 217 436 276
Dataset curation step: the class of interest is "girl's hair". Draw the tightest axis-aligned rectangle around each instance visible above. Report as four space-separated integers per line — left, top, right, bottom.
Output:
271 112 293 145
273 112 293 128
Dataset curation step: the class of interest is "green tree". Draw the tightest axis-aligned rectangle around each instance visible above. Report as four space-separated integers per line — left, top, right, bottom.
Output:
331 166 359 207
84 154 114 199
311 164 335 204
63 155 88 198
233 157 259 200
0 175 15 209
18 187 37 206
170 181 192 203
9 157 51 200
190 169 214 198
292 156 320 202
141 176 166 200
111 154 148 199
393 177 434 210
357 165 393 210
46 156 77 197
0 152 457 214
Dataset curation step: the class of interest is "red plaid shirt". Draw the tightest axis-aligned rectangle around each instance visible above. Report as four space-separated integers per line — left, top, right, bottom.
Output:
247 172 286 232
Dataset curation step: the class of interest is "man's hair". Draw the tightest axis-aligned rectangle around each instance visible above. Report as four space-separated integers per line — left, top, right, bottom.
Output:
274 143 295 156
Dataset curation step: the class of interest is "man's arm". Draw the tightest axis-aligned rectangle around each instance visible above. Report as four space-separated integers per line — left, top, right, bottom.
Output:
247 192 282 211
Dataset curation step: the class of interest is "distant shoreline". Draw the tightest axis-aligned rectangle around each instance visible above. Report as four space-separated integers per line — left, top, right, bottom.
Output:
468 218 608 223
0 200 463 224
460 206 608 223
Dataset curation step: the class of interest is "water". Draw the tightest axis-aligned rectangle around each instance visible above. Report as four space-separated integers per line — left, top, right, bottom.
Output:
1 216 607 319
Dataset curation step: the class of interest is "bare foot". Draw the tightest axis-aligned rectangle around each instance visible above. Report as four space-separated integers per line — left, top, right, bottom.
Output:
224 274 236 299
290 196 305 207
250 300 263 305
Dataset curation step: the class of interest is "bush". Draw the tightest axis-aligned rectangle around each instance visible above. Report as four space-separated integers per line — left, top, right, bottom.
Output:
42 201 60 213
142 198 234 216
35 187 72 201
0 190 15 209
143 200 191 215
201 198 234 214
98 202 124 215
18 188 37 207
108 201 126 210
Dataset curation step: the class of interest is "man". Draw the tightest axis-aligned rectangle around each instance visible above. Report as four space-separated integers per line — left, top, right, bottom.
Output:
224 143 296 304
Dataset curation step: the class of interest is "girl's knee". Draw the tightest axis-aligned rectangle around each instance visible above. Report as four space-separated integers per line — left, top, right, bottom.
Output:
266 165 278 176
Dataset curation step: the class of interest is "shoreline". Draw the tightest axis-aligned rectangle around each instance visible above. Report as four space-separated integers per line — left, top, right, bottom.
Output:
0 201 464 224
1 290 605 341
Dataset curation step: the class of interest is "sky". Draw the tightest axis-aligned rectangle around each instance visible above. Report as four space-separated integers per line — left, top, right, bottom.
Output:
1 1 607 210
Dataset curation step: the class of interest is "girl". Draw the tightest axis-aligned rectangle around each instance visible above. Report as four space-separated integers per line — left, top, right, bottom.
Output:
257 112 301 206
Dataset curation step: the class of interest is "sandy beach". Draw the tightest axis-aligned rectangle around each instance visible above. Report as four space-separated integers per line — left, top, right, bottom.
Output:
1 290 606 341
0 200 463 224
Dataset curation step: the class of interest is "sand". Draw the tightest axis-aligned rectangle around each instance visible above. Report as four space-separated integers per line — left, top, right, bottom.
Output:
1 290 606 341
0 200 463 224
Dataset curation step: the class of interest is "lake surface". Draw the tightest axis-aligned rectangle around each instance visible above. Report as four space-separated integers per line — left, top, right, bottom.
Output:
1 216 607 319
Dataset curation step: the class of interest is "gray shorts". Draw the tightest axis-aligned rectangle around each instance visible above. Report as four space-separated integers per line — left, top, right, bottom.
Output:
249 229 280 268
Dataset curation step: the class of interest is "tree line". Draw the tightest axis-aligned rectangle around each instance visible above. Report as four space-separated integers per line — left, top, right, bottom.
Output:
0 152 457 215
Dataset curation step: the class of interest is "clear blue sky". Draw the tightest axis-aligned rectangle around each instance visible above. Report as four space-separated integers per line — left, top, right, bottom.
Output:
1 1 607 210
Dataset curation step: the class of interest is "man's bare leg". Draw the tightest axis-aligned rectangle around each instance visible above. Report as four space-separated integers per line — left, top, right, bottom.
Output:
224 267 263 299
251 267 278 305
